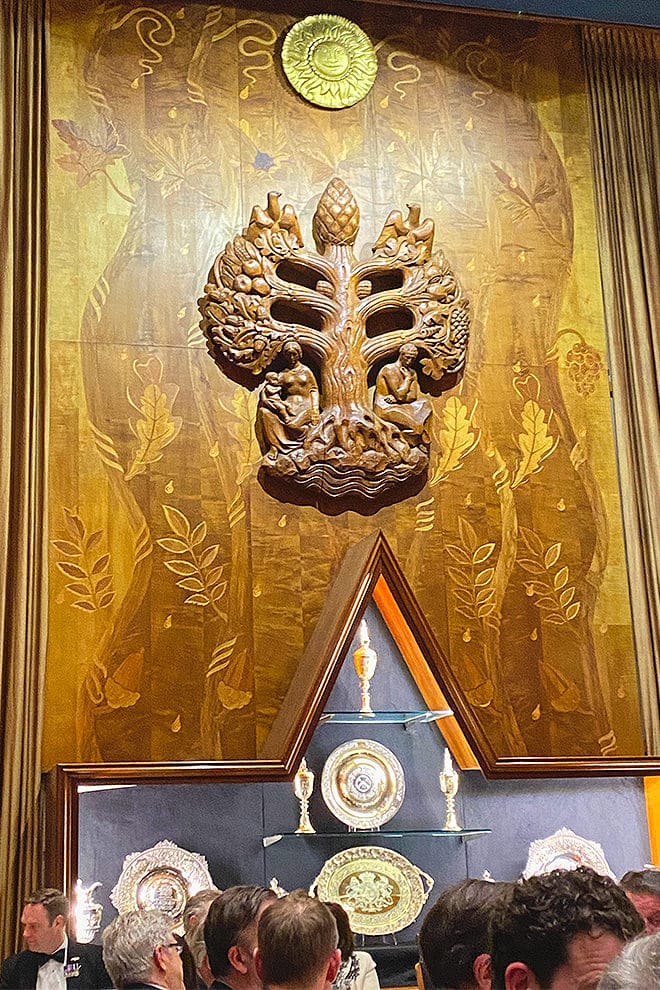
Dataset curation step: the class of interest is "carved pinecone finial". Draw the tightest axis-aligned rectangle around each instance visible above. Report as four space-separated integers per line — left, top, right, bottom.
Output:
312 177 360 251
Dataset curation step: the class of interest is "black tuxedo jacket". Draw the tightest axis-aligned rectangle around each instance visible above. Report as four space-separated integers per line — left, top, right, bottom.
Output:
0 941 110 990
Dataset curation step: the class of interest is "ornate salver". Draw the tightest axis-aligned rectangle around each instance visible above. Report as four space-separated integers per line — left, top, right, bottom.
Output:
321 739 405 829
199 178 469 512
281 14 378 109
312 846 434 935
110 840 215 924
522 827 615 879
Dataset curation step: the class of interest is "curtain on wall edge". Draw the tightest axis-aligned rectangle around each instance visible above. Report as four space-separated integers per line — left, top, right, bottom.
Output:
0 0 50 959
581 25 660 753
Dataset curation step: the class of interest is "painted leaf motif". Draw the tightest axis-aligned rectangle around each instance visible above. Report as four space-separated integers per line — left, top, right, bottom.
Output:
191 521 207 546
105 677 140 709
177 577 205 591
511 400 558 489
157 537 188 553
162 505 190 539
520 527 544 555
473 543 495 564
445 545 472 565
429 397 479 485
217 681 252 710
458 516 478 552
52 540 81 556
52 117 129 186
164 560 197 576
125 382 182 480
57 561 87 579
447 566 470 588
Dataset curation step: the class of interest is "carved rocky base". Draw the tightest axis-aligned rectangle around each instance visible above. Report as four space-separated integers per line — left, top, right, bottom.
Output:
258 407 430 506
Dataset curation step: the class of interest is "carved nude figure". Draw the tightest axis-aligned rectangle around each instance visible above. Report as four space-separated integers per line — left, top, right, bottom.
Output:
257 341 320 459
374 343 432 436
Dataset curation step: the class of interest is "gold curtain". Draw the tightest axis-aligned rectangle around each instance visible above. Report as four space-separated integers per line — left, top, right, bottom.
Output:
0 0 50 958
581 25 660 752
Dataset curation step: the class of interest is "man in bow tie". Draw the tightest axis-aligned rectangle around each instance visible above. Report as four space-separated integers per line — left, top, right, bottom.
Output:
0 888 110 990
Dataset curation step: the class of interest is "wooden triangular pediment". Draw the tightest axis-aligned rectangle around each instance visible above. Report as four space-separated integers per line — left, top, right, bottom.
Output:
261 529 484 774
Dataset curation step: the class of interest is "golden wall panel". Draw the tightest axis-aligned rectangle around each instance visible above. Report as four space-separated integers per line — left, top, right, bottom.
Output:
44 0 643 766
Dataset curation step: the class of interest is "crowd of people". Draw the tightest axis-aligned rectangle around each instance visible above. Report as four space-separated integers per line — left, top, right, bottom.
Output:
3 867 660 990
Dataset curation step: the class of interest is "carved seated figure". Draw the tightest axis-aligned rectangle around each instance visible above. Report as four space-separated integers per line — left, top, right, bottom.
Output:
373 343 432 438
257 341 320 459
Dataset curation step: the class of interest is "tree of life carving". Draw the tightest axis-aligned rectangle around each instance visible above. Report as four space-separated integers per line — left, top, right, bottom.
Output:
199 177 469 510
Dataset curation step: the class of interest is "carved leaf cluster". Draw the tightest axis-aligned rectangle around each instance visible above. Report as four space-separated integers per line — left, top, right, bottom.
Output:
52 509 115 612
157 505 228 618
445 517 497 626
517 527 581 625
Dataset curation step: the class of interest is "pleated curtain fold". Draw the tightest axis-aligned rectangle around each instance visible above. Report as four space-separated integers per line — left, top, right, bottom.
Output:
581 25 660 752
0 0 50 959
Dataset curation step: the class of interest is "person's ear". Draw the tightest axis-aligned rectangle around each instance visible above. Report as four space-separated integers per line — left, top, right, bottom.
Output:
53 914 66 934
254 948 264 981
153 945 168 975
503 961 539 990
473 952 492 990
198 952 213 987
228 944 249 975
326 948 342 984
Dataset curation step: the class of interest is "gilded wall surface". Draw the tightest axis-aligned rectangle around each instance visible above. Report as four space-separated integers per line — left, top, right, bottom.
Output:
44 0 643 766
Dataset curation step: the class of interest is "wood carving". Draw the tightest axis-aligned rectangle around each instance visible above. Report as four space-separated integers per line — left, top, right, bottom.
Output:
199 178 469 510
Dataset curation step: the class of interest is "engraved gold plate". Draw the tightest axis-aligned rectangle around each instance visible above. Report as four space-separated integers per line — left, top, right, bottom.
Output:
281 14 377 109
110 840 215 925
321 739 405 829
312 846 434 935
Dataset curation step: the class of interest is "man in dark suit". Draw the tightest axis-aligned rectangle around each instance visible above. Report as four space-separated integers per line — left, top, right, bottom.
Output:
101 910 184 990
1 888 110 989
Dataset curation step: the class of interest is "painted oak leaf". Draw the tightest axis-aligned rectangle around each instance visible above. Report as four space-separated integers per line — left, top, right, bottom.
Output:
510 399 558 489
125 382 182 480
429 396 479 486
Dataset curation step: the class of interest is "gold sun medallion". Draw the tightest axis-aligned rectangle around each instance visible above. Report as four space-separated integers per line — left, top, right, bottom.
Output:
281 14 377 109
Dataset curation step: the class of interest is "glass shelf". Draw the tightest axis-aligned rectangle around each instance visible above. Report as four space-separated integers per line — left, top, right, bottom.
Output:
263 828 490 847
318 709 453 726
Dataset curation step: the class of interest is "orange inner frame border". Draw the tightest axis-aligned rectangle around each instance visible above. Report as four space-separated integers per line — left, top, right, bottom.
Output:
645 777 660 864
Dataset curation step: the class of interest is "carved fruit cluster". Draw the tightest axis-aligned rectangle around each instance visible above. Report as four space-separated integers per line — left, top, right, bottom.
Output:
222 238 271 298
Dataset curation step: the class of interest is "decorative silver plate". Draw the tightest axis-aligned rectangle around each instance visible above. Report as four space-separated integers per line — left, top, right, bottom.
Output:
110 840 215 924
522 827 615 879
312 846 434 935
321 739 405 829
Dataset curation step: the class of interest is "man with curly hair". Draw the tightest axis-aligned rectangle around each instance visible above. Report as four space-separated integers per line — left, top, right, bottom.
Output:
489 867 644 990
